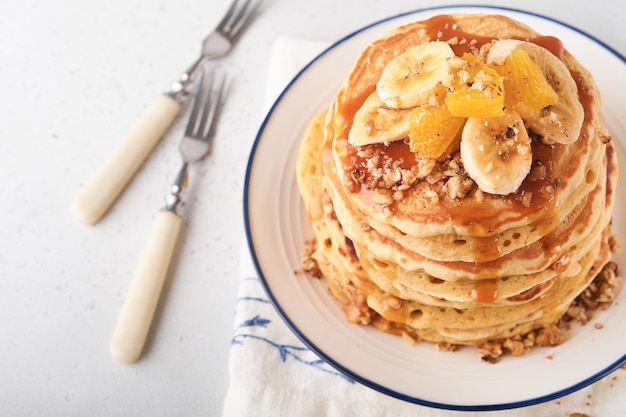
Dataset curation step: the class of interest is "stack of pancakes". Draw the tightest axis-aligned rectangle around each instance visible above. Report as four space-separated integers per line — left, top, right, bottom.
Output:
296 14 618 347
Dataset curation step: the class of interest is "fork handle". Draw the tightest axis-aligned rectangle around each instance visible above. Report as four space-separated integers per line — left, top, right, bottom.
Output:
110 209 182 363
71 94 181 225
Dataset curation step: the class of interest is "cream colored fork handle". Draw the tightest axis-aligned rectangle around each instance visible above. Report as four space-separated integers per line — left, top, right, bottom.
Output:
71 94 181 225
110 209 182 363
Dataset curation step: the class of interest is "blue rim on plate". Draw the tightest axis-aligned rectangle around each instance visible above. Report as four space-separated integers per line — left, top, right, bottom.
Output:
244 5 626 411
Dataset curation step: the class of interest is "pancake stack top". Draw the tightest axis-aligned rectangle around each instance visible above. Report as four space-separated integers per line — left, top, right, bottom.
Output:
296 14 619 358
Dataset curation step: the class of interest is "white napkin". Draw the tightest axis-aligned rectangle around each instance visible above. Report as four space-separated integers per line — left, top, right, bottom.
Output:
222 37 626 417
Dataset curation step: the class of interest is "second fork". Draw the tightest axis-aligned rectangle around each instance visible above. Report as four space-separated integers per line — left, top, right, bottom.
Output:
110 69 226 364
71 0 260 225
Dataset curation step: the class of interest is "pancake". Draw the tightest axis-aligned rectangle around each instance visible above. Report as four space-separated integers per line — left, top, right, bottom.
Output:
296 13 620 357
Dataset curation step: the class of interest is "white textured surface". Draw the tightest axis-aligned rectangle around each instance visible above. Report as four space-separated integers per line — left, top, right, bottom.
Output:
0 0 623 416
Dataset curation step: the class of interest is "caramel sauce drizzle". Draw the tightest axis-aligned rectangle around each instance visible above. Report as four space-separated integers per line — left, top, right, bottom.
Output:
340 14 595 235
327 15 600 303
471 279 498 303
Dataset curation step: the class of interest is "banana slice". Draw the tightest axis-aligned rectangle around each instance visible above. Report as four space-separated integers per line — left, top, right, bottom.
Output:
377 41 455 109
348 91 412 146
460 110 532 195
487 39 583 144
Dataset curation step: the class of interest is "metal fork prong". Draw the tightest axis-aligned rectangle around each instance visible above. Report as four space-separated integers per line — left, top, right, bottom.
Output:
184 70 213 137
201 74 227 141
214 0 242 34
194 71 217 139
229 1 262 42
219 0 260 41
185 70 226 146
230 0 264 41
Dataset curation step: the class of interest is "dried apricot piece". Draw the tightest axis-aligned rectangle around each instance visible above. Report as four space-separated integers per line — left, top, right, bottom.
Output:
408 106 465 158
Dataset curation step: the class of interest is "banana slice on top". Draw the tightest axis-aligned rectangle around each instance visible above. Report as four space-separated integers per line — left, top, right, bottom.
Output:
348 91 412 146
377 41 455 109
487 39 584 144
460 110 532 195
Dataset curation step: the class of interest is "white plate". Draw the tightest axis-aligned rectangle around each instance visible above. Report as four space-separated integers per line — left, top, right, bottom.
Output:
244 6 626 411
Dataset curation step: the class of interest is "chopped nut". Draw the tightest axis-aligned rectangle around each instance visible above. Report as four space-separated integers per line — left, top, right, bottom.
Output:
351 168 365 185
300 239 321 278
523 332 536 347
448 155 464 175
382 166 402 187
564 261 621 325
436 342 459 352
401 168 418 186
502 338 527 356
540 184 556 201
519 190 533 208
566 305 589 324
444 175 474 200
425 169 445 184
373 188 395 205
477 341 503 363
348 137 481 205
536 325 564 347
413 157 436 179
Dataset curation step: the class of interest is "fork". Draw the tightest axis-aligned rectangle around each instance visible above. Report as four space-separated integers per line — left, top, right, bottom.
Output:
72 0 260 225
110 69 226 364
177 0 261 91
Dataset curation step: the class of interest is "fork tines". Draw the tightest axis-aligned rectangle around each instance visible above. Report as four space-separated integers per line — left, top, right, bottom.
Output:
217 0 262 40
186 69 227 141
